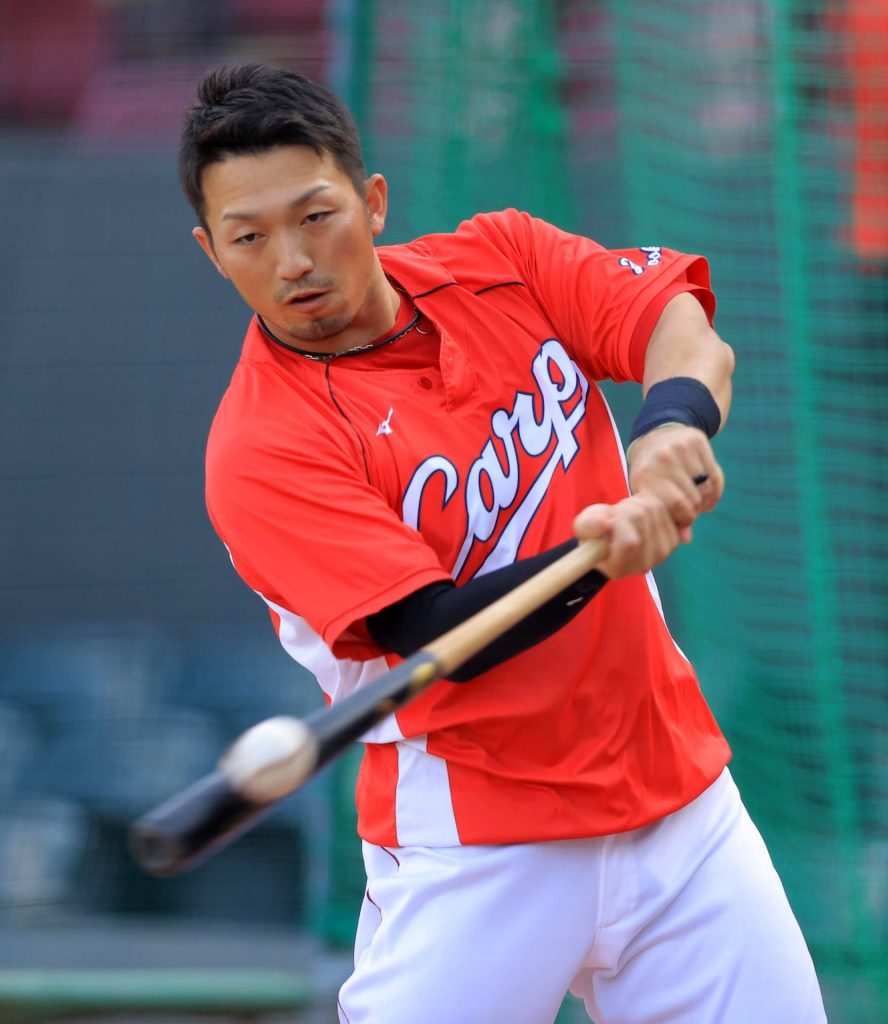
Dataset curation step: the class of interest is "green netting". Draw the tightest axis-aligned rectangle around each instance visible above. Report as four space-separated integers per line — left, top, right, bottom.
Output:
341 0 576 239
343 2 887 1018
610 1 888 1017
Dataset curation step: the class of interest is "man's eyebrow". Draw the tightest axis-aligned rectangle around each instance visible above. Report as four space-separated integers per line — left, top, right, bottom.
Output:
220 183 332 223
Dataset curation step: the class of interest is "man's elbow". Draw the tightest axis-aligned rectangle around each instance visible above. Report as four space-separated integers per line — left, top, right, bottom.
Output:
715 334 736 378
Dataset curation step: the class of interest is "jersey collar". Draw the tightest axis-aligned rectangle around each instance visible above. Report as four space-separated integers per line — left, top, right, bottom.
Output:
376 241 458 299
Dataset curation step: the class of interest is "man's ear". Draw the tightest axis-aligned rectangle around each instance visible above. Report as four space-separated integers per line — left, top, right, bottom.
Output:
193 226 230 279
364 173 388 239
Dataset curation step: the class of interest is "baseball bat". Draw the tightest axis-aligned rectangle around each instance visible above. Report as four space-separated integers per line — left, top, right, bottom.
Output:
129 537 607 877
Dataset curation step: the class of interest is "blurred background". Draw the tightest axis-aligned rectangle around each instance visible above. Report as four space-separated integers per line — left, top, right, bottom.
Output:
0 0 885 1021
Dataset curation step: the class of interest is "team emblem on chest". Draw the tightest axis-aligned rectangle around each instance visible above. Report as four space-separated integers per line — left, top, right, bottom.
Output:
402 339 588 578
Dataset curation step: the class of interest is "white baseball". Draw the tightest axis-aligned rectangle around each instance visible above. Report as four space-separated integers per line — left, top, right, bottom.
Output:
219 716 318 804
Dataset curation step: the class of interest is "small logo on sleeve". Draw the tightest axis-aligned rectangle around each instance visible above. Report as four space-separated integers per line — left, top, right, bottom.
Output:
618 246 663 275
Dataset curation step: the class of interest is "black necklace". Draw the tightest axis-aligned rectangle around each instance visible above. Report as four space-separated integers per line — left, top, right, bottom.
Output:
258 302 427 362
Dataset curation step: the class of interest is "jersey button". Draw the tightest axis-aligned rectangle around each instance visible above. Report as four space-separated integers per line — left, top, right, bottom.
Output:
418 376 433 390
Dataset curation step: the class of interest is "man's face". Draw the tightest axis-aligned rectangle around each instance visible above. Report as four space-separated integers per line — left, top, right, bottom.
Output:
193 146 391 352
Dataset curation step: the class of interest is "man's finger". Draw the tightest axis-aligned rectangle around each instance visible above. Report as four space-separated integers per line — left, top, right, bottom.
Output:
573 504 614 541
697 463 726 510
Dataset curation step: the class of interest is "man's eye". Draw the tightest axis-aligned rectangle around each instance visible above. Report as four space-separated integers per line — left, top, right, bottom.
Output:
305 211 331 224
234 233 260 245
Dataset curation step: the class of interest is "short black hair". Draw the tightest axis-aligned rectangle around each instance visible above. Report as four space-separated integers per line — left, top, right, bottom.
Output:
179 63 367 227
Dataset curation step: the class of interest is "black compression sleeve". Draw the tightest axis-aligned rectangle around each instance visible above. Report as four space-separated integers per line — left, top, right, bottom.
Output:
366 540 607 682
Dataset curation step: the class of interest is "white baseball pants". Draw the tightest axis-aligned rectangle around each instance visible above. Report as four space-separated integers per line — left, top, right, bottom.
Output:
337 769 826 1024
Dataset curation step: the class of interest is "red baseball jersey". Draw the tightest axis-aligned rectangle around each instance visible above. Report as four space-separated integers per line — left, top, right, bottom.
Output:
206 209 731 847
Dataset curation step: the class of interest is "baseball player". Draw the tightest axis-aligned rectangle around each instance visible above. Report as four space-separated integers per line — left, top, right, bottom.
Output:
180 64 827 1023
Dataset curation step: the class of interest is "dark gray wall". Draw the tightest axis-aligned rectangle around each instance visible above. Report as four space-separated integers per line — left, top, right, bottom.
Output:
0 142 265 636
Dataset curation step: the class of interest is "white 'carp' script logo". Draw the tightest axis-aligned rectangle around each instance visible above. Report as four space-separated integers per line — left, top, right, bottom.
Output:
402 339 588 579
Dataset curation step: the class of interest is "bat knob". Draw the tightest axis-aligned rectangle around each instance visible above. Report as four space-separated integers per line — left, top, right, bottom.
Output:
128 772 263 877
129 821 188 877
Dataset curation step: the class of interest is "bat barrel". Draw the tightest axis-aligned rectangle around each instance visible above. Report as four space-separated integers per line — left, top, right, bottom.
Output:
128 654 442 876
129 771 268 877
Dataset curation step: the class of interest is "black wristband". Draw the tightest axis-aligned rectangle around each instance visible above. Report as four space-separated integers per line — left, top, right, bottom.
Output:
629 376 721 445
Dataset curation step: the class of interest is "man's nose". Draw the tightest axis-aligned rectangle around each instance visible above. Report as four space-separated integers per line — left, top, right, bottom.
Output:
276 233 314 279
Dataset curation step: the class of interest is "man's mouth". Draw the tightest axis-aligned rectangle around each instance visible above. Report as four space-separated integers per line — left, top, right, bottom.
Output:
283 290 332 315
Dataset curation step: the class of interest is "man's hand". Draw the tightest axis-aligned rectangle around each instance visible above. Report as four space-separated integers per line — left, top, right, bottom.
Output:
573 493 681 580
627 425 725 543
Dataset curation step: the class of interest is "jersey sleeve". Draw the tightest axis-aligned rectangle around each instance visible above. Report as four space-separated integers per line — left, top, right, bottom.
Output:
206 425 452 661
465 210 716 383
